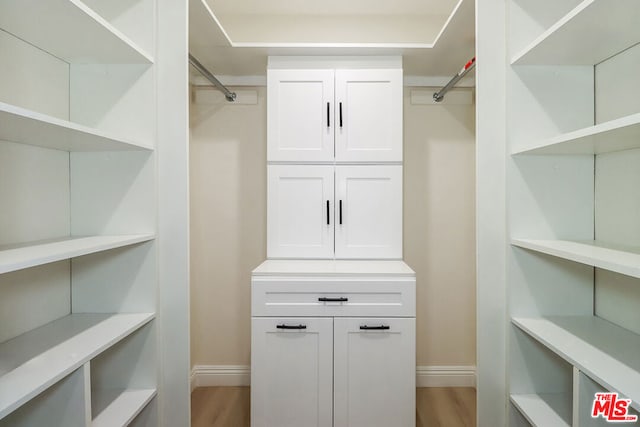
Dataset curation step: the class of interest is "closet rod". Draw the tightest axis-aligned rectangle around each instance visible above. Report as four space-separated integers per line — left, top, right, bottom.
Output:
188 53 236 102
433 57 475 103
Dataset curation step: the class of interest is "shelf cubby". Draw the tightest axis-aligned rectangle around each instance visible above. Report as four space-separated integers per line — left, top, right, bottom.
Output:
510 326 573 426
512 316 640 412
510 394 571 427
511 0 640 65
575 370 640 426
127 396 157 427
0 365 89 427
0 102 153 152
92 389 156 427
0 0 153 64
512 239 640 279
0 235 155 275
0 313 154 419
90 321 156 427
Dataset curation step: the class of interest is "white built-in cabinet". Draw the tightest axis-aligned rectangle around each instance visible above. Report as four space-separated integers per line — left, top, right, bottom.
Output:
266 57 404 260
251 261 416 427
253 57 414 427
251 317 415 427
267 164 402 259
0 1 188 426
483 0 640 425
267 67 402 162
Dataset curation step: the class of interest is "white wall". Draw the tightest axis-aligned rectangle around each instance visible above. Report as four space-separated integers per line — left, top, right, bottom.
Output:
594 44 640 337
189 84 476 376
0 29 72 344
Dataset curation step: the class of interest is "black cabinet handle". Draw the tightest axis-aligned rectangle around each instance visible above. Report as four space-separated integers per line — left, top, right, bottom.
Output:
277 324 307 330
326 200 330 225
339 200 343 225
339 102 343 128
318 297 348 302
327 102 330 127
360 325 390 330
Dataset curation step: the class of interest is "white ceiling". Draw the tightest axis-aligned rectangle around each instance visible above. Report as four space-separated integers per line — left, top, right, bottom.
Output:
210 0 458 17
189 0 475 82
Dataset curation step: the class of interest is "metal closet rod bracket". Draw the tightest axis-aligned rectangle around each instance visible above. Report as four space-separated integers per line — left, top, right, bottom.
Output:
433 57 476 103
188 53 237 102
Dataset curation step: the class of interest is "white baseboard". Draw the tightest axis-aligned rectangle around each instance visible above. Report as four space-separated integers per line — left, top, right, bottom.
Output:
191 365 476 391
191 365 251 391
416 366 476 388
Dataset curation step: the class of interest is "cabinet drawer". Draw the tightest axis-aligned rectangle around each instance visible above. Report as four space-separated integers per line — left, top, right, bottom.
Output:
251 278 415 317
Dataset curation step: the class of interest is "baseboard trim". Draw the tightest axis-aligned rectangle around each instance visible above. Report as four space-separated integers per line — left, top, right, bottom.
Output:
191 365 251 390
416 366 476 388
191 365 476 390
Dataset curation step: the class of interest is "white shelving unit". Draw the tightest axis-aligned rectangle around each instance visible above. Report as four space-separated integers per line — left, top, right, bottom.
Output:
0 0 189 425
477 0 640 425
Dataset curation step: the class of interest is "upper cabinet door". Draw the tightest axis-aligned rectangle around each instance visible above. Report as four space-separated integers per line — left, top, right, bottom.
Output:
267 165 334 259
268 69 335 162
335 165 403 259
334 69 403 162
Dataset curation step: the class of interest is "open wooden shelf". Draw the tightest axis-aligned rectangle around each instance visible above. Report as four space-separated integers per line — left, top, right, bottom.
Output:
512 113 640 155
512 239 640 279
0 0 152 64
92 388 156 427
0 102 152 152
0 235 155 275
510 393 571 427
0 313 155 419
511 0 640 65
512 316 640 412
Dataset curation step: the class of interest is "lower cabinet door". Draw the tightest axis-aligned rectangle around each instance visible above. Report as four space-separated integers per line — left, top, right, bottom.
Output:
333 317 416 427
251 317 333 427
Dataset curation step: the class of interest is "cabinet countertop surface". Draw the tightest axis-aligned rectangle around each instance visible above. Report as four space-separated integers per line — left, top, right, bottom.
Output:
252 259 415 277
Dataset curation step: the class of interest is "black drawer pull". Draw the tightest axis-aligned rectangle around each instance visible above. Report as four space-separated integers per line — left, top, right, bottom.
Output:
327 102 330 127
339 200 343 225
339 102 343 128
326 200 330 225
277 324 307 330
318 297 348 302
360 325 390 330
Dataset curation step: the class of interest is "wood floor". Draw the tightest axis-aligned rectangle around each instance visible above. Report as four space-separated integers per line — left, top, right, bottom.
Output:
191 386 476 427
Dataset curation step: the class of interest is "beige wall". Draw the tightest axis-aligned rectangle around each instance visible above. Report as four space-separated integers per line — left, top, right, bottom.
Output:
190 87 266 366
189 85 476 368
403 88 476 366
